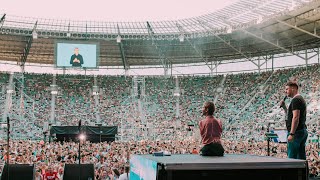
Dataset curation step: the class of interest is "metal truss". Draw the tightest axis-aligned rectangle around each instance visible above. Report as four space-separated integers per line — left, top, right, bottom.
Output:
0 0 311 39
176 22 215 70
276 19 320 40
117 24 129 70
146 21 170 75
20 21 37 67
0 0 319 68
0 14 5 29
197 20 261 68
240 28 308 61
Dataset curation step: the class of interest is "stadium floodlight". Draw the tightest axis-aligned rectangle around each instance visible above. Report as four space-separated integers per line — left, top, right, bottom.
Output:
66 32 71 37
173 88 180 97
289 1 296 11
257 15 263 24
179 34 184 42
226 27 232 34
0 123 8 129
116 35 122 43
6 89 14 94
79 133 86 141
32 31 38 39
51 91 58 95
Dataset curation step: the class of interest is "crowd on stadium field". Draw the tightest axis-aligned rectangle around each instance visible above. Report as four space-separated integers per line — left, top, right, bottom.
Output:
0 139 319 179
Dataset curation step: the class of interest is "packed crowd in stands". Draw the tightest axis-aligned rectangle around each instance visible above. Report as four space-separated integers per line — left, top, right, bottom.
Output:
0 64 319 178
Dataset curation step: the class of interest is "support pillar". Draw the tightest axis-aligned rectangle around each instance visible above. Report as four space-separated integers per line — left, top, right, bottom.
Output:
317 48 320 64
305 49 308 72
271 55 274 72
2 73 14 122
50 74 57 125
258 57 261 74
93 75 101 125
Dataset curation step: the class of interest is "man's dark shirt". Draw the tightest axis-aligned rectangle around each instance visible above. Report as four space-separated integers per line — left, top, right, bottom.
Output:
70 54 84 67
286 95 307 132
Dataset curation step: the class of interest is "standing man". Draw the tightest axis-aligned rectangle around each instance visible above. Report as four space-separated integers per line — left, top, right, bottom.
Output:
280 81 308 160
199 101 224 156
70 47 84 67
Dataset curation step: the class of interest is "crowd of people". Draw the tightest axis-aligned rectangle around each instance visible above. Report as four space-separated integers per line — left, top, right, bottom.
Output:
0 64 319 178
1 65 319 141
0 139 319 179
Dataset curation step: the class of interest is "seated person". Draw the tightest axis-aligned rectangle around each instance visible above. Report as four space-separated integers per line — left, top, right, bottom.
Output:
199 101 224 156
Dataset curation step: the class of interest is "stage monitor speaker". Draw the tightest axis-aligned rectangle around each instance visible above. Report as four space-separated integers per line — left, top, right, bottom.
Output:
63 164 94 180
1 164 35 180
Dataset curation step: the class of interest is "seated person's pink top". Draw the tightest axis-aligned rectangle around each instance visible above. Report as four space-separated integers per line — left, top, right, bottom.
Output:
199 115 222 145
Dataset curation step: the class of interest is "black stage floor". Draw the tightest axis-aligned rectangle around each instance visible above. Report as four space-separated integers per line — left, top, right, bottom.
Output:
142 154 306 170
134 154 308 180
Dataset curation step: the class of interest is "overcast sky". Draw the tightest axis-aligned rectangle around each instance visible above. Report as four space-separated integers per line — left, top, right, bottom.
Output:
1 0 239 21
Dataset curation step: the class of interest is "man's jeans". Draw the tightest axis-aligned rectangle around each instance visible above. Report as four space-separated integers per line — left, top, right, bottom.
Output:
287 128 308 160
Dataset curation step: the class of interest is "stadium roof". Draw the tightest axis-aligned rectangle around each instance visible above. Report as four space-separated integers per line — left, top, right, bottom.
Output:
0 0 320 70
1 0 238 22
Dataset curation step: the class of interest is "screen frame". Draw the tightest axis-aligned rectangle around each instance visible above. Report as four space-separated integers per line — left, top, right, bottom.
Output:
129 155 158 180
54 40 100 69
273 128 288 143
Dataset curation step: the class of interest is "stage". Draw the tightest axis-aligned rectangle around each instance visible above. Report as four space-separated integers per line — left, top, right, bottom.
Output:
130 154 308 180
50 126 117 142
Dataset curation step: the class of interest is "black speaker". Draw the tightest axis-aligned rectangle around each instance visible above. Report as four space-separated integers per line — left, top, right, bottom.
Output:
1 164 35 180
63 164 94 180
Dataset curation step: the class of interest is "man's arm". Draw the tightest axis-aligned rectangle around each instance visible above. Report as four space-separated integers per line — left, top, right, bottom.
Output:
199 121 203 143
70 55 74 65
288 109 300 142
290 110 300 134
280 100 287 113
218 119 222 129
79 55 84 65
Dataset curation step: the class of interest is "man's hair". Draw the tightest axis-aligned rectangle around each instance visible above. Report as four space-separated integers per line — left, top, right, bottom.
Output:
286 81 299 90
124 166 130 173
204 101 215 115
113 169 120 176
124 165 130 178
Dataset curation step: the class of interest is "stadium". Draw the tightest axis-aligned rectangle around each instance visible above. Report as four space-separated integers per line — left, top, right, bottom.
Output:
0 0 320 179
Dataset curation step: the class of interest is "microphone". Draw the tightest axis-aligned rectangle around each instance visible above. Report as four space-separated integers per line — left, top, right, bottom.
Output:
6 116 10 134
283 96 287 101
279 96 287 108
78 120 81 130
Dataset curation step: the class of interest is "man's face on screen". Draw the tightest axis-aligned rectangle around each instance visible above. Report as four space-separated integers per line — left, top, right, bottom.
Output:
74 48 79 55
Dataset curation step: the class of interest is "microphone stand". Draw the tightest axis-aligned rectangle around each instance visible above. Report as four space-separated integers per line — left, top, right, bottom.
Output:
78 120 81 180
6 116 10 180
267 123 270 156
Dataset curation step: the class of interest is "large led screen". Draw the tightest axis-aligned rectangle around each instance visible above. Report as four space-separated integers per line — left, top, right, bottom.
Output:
55 41 99 68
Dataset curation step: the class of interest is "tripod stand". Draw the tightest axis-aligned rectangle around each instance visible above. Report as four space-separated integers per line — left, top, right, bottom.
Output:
2 117 10 180
265 122 278 156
